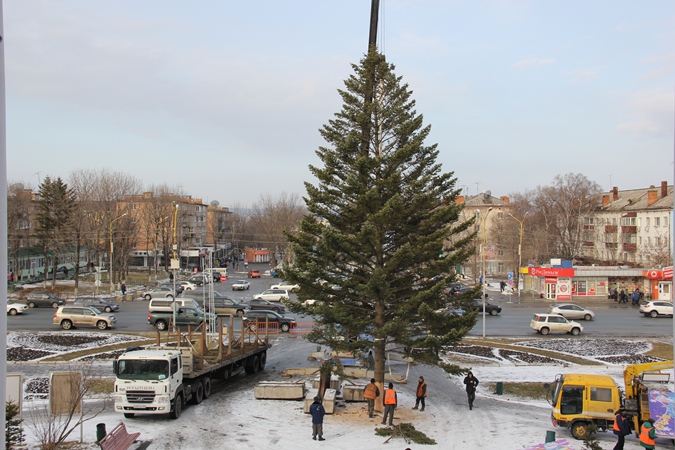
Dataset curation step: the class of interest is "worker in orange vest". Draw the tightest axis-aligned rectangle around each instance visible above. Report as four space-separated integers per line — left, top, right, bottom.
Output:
612 409 630 450
639 418 656 450
413 376 427 411
381 382 397 426
363 378 380 418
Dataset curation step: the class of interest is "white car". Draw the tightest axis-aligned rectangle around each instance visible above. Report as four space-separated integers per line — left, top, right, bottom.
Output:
271 281 299 292
178 281 197 291
639 301 673 318
232 280 251 291
253 289 290 302
548 304 595 321
530 313 583 336
7 302 28 316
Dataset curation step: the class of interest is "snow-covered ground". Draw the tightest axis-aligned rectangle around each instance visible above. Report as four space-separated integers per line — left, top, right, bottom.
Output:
10 332 674 450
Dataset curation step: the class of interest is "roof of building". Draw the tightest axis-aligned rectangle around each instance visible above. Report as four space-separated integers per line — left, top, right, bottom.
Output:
595 182 673 213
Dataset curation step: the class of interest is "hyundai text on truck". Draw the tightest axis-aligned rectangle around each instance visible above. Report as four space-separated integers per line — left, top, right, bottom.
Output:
113 316 270 419
546 360 674 440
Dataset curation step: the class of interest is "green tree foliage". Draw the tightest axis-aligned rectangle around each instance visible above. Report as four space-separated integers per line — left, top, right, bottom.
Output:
284 49 477 382
34 176 76 288
6 400 25 449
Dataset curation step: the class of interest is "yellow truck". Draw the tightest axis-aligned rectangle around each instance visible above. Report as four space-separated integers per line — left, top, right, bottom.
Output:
545 361 674 440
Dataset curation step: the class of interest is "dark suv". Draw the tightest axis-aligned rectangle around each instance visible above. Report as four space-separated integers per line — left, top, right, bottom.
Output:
242 310 296 332
469 299 502 316
24 291 66 308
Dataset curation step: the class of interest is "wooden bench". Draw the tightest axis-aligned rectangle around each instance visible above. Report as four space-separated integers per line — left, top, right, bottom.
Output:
99 422 141 450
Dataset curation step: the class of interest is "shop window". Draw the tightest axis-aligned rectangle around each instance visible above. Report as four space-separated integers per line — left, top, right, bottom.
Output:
575 281 587 295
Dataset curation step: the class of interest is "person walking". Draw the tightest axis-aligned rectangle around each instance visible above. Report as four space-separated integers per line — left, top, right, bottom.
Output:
463 371 479 410
363 378 379 418
639 418 656 450
612 409 631 450
121 283 127 296
413 376 427 411
381 382 397 426
309 396 326 441
632 289 641 306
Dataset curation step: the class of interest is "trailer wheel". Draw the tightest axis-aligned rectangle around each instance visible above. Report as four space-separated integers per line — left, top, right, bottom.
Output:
245 355 259 374
124 413 135 419
170 393 183 419
202 377 212 399
192 381 204 405
258 352 267 371
571 421 591 440
221 367 231 381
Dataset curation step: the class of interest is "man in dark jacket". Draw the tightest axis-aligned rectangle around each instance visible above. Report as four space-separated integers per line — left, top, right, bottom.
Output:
309 397 326 441
309 396 326 441
463 371 479 410
613 409 631 450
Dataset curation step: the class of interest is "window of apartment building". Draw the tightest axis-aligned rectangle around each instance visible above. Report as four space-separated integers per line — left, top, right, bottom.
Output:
497 211 503 219
646 217 650 227
664 216 668 227
620 217 637 226
655 217 660 227
612 217 617 225
130 203 136 210
639 237 642 245
498 262 504 273
622 234 637 244
647 237 651 245
656 237 661 246
583 217 594 225
497 249 504 256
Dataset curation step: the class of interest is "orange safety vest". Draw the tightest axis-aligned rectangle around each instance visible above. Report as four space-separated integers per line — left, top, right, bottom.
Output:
364 383 378 400
417 381 427 398
384 389 397 405
613 417 620 432
640 424 655 446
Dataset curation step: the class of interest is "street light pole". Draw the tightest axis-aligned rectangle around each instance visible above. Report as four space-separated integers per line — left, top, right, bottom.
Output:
508 212 529 300
109 213 127 292
477 207 493 338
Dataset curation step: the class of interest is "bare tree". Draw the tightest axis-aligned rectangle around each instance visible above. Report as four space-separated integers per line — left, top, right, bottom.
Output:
639 232 673 268
249 193 306 267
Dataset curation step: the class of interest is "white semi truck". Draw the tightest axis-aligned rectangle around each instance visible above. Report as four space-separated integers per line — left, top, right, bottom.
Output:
113 317 269 419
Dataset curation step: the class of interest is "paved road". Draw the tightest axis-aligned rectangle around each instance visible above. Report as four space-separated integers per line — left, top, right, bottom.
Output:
8 271 674 337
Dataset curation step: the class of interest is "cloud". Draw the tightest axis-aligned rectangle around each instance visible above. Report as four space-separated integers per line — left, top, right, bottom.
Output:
616 87 673 138
512 58 557 70
570 68 599 84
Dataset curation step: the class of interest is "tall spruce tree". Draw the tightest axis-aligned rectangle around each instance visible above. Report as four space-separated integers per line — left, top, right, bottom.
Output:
284 49 477 383
34 176 76 288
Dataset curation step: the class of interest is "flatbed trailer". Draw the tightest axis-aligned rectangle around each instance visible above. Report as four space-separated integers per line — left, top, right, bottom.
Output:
114 315 270 419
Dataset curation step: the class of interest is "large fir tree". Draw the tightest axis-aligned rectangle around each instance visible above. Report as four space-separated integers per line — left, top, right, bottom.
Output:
284 49 478 384
34 176 76 288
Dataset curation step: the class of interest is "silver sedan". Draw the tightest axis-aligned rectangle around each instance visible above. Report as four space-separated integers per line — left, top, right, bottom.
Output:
548 303 595 321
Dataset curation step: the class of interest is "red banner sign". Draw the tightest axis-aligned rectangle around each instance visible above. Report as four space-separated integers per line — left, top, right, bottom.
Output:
528 267 575 277
646 270 662 280
664 266 673 279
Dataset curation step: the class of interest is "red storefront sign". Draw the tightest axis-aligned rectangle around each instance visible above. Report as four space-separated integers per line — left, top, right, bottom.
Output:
664 266 673 279
646 270 662 280
528 267 575 277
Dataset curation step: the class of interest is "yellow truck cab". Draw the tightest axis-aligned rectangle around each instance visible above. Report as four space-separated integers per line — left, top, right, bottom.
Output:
547 373 621 439
547 361 674 441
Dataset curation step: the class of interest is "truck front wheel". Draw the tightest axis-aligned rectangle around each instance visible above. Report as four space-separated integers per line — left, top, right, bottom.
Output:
170 393 183 419
571 421 591 440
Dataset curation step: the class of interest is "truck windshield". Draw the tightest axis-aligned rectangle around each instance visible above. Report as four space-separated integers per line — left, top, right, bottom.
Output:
546 375 563 406
117 359 169 381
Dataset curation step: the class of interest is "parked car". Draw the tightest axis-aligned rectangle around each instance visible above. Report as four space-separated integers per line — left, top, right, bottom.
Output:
232 280 251 291
639 301 673 318
247 298 286 314
181 289 228 302
446 282 469 295
247 270 261 279
148 298 201 313
142 286 176 301
530 313 583 335
201 297 248 317
24 291 66 308
73 297 120 313
53 306 117 330
469 299 502 316
6 302 28 316
242 310 296 332
548 303 595 321
253 289 290 302
270 281 300 292
147 306 215 331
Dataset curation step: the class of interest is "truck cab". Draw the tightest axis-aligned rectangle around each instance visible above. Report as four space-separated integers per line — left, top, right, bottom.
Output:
547 373 621 439
114 348 184 419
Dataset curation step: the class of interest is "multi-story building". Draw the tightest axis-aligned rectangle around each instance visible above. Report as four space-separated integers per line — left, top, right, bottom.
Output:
581 181 673 267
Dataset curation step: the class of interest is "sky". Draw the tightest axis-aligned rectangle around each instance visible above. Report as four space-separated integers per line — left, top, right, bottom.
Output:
4 1 675 207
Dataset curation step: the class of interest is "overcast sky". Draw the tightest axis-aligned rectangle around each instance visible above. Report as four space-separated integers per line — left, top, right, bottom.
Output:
5 1 675 207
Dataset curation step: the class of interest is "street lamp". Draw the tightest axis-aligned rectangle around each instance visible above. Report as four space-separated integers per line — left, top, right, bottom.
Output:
153 216 170 279
476 207 493 338
109 213 128 291
508 212 529 300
